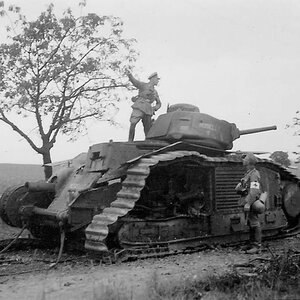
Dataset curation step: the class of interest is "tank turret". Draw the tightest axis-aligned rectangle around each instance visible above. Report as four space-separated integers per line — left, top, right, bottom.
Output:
147 103 277 150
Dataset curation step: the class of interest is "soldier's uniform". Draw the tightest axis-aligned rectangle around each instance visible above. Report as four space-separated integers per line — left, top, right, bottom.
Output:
238 153 263 254
127 72 161 141
241 168 262 227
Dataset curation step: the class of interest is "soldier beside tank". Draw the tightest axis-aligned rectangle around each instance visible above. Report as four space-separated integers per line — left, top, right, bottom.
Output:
126 71 162 142
236 152 265 254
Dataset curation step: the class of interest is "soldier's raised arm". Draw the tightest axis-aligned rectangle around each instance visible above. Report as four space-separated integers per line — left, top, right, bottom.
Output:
127 72 145 89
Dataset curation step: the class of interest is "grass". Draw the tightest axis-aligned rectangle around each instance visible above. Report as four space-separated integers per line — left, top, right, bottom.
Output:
92 281 133 300
146 251 300 300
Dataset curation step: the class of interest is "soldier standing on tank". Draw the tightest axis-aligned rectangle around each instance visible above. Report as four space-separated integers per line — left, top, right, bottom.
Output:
126 71 162 142
237 153 263 254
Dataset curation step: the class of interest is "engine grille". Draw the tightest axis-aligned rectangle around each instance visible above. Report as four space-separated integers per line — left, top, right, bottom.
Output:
215 166 245 210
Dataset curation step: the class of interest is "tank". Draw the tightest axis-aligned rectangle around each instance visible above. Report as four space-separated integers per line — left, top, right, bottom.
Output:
1 103 299 258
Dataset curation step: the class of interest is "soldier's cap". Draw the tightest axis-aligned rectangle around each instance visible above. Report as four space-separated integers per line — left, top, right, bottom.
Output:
243 152 258 165
148 72 160 80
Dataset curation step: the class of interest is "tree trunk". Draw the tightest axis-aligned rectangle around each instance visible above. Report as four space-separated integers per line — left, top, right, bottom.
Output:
42 150 53 180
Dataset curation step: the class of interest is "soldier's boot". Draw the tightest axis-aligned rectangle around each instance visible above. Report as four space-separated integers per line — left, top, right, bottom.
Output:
246 226 262 254
241 227 255 251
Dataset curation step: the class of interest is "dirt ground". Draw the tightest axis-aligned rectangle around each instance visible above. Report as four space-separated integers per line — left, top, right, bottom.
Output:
0 235 299 300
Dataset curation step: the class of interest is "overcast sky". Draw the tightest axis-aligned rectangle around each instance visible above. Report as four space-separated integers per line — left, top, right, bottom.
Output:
0 0 299 164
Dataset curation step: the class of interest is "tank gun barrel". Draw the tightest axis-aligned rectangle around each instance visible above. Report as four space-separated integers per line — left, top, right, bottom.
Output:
239 125 277 136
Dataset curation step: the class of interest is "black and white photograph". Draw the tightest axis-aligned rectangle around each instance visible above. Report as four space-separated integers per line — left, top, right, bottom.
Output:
0 1 299 299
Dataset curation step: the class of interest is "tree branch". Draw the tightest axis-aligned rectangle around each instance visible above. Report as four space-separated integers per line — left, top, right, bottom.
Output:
34 71 45 137
0 109 40 153
38 28 72 73
49 74 70 133
48 41 113 135
83 84 127 92
67 40 106 76
27 43 38 77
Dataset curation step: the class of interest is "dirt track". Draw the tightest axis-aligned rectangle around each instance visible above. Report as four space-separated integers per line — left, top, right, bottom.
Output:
0 235 299 300
0 248 248 300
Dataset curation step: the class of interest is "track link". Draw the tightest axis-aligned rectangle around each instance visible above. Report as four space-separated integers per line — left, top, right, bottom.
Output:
85 151 201 252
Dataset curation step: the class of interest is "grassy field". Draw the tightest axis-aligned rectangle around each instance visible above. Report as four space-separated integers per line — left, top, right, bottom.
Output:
0 163 44 195
146 251 300 300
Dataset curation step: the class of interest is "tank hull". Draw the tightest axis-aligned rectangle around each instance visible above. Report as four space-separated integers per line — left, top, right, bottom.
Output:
1 141 299 256
84 150 292 253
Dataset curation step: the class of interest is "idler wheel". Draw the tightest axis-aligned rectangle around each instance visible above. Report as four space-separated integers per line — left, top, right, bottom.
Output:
0 184 54 228
0 185 28 227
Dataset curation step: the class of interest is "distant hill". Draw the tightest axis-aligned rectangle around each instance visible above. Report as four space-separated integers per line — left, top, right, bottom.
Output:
0 163 44 195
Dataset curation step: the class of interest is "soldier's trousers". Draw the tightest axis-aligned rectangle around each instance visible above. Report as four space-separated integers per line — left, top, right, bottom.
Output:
249 225 262 246
129 109 152 141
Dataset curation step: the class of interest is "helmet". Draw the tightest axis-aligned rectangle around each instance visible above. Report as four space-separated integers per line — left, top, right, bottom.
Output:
252 192 267 214
252 200 265 214
243 153 258 166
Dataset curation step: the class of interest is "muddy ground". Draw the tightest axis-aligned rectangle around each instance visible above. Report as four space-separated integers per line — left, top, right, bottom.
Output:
0 229 299 300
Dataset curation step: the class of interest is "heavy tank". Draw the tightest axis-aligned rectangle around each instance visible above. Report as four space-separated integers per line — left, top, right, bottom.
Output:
1 103 300 257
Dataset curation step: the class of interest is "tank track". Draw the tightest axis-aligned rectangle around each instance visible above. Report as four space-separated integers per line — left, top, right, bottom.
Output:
85 150 202 252
85 151 300 253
